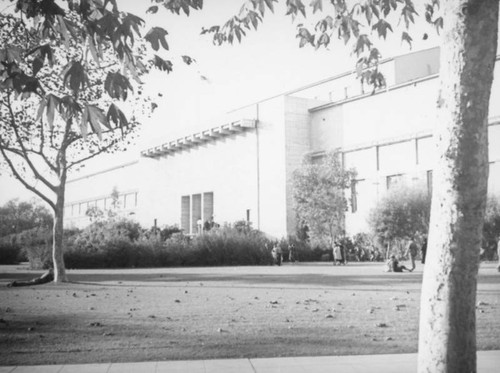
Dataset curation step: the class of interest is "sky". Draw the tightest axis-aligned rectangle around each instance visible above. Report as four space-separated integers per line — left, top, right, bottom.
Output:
0 0 440 205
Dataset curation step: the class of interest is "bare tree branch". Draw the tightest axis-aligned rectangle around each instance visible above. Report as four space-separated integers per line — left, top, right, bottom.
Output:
0 145 55 210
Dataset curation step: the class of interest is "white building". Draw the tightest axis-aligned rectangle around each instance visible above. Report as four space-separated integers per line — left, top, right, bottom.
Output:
64 47 500 238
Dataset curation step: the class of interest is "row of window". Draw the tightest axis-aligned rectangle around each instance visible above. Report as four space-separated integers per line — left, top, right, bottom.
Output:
64 192 138 217
181 192 214 235
350 171 433 213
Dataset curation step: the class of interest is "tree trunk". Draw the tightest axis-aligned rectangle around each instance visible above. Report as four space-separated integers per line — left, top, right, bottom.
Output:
418 1 498 372
52 187 67 283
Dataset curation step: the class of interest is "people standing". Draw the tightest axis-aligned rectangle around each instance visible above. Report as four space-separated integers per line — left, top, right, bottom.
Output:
421 237 428 264
406 237 419 271
333 242 343 265
288 243 296 263
272 243 282 266
497 237 500 273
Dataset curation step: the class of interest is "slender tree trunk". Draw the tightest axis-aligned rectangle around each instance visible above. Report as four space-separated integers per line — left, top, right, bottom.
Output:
418 1 498 372
52 187 67 283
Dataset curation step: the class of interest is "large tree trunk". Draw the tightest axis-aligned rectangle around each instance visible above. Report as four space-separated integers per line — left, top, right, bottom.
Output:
52 187 67 283
417 1 498 372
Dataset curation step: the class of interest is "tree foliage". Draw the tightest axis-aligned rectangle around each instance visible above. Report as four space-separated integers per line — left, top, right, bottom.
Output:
368 186 431 245
0 198 52 237
0 0 203 282
292 152 356 248
202 0 443 91
483 196 500 260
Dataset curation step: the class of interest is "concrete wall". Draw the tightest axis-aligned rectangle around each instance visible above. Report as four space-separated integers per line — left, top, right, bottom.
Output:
253 97 288 238
283 96 317 237
64 161 141 228
138 129 259 232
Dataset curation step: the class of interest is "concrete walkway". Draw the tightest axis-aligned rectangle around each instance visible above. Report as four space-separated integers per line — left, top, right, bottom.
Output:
1 351 499 373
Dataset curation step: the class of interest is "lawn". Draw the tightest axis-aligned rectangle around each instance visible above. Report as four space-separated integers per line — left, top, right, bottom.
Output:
0 262 499 366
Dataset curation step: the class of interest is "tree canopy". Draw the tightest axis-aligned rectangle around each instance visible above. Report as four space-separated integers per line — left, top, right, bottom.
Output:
293 152 356 248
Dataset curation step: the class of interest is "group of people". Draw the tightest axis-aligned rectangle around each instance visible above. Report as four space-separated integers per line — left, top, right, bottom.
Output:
270 243 296 266
387 236 427 273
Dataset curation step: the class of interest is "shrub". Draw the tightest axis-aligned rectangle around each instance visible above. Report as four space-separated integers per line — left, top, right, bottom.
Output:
368 186 430 259
12 228 53 269
0 242 22 264
483 197 500 260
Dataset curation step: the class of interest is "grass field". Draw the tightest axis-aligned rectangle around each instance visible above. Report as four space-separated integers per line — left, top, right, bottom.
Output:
0 262 499 366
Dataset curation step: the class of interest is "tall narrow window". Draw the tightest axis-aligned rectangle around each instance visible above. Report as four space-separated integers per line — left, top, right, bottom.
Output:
181 196 190 233
351 180 358 213
387 174 403 190
191 194 202 234
427 170 433 196
203 192 214 222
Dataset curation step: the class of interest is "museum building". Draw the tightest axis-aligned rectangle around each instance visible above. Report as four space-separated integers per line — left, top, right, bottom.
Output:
64 47 500 238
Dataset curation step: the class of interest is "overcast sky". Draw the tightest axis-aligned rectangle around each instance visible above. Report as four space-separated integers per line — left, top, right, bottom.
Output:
0 0 440 205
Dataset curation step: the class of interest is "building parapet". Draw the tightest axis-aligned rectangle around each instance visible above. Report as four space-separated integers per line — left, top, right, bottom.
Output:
140 119 257 158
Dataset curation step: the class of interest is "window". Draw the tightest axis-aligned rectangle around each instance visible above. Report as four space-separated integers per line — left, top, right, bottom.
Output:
180 192 214 235
203 192 214 222
191 194 202 234
387 174 404 190
181 196 190 233
427 170 433 196
351 180 358 213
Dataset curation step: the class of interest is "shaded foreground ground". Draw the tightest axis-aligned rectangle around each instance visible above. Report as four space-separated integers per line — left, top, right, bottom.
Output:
0 262 499 366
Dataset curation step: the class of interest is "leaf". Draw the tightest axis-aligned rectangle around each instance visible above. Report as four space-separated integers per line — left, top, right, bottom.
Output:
145 27 169 51
81 105 109 140
152 55 173 72
296 27 314 48
316 33 330 49
434 17 443 34
62 61 88 94
181 55 196 65
310 0 322 14
104 72 133 100
59 95 82 120
372 19 393 39
147 5 159 14
264 0 276 13
401 31 412 48
32 58 44 76
107 103 128 129
37 94 61 131
354 34 372 56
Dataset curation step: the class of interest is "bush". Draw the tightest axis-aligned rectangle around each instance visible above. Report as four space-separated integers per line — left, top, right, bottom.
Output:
0 242 22 264
12 228 53 269
63 221 274 269
368 186 430 259
483 197 500 260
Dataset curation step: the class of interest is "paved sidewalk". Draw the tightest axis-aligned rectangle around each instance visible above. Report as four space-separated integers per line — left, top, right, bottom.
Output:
1 351 499 373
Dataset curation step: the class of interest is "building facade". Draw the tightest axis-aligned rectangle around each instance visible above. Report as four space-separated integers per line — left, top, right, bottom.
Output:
64 47 500 238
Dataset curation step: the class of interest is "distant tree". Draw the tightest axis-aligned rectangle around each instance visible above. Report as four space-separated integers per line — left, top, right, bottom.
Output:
482 197 500 260
0 198 52 237
368 186 431 258
205 1 498 370
292 152 356 248
0 0 202 282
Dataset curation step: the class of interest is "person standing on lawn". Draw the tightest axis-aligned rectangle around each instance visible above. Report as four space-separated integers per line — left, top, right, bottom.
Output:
406 237 419 271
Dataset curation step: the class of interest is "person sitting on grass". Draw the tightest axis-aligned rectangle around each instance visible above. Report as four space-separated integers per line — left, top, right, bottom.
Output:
389 255 412 272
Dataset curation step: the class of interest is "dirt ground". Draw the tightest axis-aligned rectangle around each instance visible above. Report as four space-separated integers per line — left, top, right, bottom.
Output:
0 262 499 366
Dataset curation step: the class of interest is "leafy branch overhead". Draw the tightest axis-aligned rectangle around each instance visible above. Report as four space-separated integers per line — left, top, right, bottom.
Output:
202 0 443 91
0 0 203 139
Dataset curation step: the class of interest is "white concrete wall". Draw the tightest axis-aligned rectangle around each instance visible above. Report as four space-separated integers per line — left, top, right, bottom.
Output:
253 97 288 238
283 96 318 237
138 129 259 231
64 161 142 228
